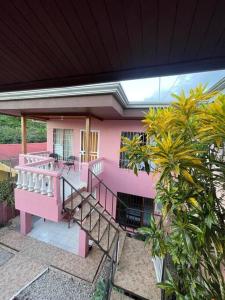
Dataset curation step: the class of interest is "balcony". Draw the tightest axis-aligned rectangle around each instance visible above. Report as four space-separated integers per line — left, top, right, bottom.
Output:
14 153 104 222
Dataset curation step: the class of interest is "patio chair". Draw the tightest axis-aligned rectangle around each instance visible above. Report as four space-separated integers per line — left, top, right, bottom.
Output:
49 153 59 169
62 156 77 174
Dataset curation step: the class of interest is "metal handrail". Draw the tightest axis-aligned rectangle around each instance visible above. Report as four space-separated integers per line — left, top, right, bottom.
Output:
89 169 128 209
88 169 154 231
61 175 120 256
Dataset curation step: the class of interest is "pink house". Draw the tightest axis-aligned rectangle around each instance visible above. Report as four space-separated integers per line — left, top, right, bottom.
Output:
0 83 159 258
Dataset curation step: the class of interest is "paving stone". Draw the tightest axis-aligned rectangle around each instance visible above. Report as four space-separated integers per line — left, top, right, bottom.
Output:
0 229 104 283
114 237 160 300
0 252 47 300
0 246 14 266
110 288 133 300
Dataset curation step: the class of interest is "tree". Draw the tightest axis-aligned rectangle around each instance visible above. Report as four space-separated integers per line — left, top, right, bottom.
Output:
121 85 225 299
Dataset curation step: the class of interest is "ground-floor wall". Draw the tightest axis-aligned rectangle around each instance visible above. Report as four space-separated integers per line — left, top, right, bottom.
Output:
91 160 157 220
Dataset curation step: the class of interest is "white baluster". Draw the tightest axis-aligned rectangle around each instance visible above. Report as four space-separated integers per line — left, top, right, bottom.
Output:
50 162 54 171
22 171 28 190
28 172 34 192
47 176 53 197
16 170 22 188
40 174 47 195
34 173 40 193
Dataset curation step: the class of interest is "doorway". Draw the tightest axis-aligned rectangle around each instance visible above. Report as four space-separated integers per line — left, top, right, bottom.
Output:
116 192 154 228
80 130 99 162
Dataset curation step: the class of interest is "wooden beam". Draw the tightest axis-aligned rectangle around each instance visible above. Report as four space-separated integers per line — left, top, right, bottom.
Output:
85 116 91 162
21 115 27 154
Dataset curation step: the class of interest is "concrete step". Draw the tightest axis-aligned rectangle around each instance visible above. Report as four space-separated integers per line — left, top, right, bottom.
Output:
81 205 105 231
64 191 90 211
113 237 160 300
73 196 98 221
99 224 117 252
90 214 110 242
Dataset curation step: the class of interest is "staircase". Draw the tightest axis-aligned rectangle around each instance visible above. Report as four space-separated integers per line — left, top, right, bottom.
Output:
61 174 160 300
61 176 126 260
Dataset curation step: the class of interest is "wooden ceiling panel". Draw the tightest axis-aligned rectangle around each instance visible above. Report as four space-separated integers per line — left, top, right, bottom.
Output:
157 0 178 64
55 0 100 72
183 0 218 60
0 0 223 92
11 1 70 77
140 0 158 64
105 0 131 68
43 0 90 73
88 0 121 70
169 0 197 63
123 0 143 66
28 0 82 74
74 0 112 72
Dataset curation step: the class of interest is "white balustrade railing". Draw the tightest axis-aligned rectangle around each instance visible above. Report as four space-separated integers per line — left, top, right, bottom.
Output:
22 154 51 165
27 151 51 157
16 154 58 197
16 167 56 197
90 158 104 176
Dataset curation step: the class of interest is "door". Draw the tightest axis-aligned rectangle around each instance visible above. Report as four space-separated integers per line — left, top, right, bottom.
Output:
80 130 99 162
53 129 73 159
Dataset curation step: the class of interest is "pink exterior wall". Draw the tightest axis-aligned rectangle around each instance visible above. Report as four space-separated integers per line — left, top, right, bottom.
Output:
15 189 62 222
47 119 157 202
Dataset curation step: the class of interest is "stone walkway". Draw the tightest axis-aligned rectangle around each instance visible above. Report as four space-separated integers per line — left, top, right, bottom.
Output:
113 237 160 300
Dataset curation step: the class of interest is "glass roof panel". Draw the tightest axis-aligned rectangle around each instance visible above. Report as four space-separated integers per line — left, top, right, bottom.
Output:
121 69 225 105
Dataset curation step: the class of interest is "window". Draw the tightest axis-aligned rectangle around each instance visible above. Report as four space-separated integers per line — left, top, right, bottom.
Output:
53 129 73 159
119 131 151 170
116 192 154 228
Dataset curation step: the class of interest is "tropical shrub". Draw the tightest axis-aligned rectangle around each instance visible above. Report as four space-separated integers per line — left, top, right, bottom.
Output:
92 279 106 300
121 85 225 299
0 180 15 207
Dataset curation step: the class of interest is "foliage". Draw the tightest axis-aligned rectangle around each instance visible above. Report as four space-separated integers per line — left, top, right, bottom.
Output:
0 180 15 207
0 115 46 143
92 279 107 300
121 84 225 299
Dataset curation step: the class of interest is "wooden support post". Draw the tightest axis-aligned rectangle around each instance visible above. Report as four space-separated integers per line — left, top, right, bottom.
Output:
85 116 91 162
21 115 27 154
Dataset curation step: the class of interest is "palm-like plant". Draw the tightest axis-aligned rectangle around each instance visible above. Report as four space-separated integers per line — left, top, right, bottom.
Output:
121 85 225 299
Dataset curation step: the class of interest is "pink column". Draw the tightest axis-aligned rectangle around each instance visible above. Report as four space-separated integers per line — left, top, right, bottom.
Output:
20 211 32 235
78 228 89 258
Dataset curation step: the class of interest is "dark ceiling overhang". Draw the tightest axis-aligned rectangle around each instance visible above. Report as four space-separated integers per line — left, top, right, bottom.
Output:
0 0 225 92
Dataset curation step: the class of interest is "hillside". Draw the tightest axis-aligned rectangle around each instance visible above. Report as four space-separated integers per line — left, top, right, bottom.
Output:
0 115 46 144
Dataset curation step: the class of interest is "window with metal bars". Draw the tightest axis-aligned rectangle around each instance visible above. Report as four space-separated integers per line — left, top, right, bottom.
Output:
116 192 154 228
119 131 151 170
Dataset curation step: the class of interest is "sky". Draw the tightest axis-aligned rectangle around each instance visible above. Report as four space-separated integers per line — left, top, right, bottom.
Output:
121 69 225 104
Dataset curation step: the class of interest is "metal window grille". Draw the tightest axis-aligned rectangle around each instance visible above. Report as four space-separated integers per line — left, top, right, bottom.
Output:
119 131 150 170
116 192 154 228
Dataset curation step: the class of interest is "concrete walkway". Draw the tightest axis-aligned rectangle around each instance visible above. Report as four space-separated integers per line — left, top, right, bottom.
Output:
113 237 160 300
0 228 104 282
0 226 105 299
